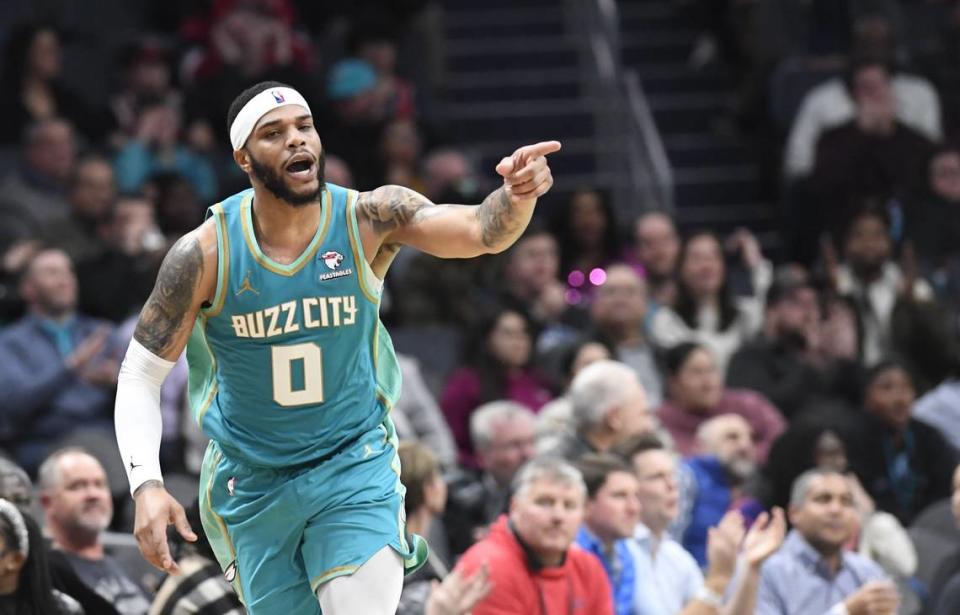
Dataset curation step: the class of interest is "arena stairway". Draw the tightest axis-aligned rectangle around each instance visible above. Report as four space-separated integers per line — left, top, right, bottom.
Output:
440 0 617 196
616 0 780 250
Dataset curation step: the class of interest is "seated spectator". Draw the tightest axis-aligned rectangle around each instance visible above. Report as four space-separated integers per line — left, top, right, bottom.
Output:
110 40 181 139
658 343 785 460
378 119 426 192
617 434 787 615
393 355 457 469
76 193 166 323
148 501 243 615
0 118 75 253
114 100 217 202
180 0 313 146
148 172 205 240
41 155 115 264
784 52 941 180
545 360 655 461
0 459 119 614
0 499 82 614
319 59 388 191
421 149 479 204
628 211 680 309
832 206 960 389
440 307 553 466
757 469 899 615
38 448 152 613
650 230 771 373
851 360 958 526
590 264 664 407
809 58 938 230
536 339 611 453
674 415 765 568
0 460 31 509
0 23 113 145
909 145 960 300
762 420 917 581
553 188 623 306
574 454 642 615
349 18 418 121
454 457 614 614
444 401 536 556
727 275 861 418
499 223 581 353
0 248 119 474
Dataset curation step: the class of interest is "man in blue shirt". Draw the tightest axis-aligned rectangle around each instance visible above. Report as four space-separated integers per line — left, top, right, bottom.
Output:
0 248 118 473
617 433 786 615
574 454 641 615
757 468 898 615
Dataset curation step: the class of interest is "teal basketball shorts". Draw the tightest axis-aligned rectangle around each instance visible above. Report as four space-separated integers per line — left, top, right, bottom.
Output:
198 419 429 614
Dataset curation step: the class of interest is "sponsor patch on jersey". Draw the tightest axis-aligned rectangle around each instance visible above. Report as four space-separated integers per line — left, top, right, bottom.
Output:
322 251 345 270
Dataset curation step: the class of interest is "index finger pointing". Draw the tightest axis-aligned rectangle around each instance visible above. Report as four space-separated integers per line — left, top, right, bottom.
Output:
519 140 562 159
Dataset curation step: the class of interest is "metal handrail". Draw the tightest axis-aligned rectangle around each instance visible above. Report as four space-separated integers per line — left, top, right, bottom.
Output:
568 0 674 218
624 70 674 211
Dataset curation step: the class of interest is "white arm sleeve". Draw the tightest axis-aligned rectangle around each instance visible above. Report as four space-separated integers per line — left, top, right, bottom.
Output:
114 338 176 496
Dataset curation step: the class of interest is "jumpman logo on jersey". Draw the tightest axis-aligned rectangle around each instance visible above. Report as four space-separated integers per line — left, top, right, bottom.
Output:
236 271 260 296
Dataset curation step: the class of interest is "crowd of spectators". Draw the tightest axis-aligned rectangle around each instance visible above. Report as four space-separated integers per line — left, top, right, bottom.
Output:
1 0 960 614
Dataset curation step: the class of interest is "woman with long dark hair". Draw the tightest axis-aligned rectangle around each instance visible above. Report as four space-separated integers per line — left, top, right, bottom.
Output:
553 188 624 305
650 229 771 372
0 23 113 145
440 307 554 467
0 499 79 614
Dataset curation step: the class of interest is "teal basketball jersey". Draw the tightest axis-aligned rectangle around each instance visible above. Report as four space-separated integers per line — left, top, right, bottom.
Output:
185 184 402 467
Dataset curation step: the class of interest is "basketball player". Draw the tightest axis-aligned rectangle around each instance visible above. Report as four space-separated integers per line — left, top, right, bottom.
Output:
113 81 560 614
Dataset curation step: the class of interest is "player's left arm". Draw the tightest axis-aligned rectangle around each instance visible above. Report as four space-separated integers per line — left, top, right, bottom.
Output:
355 141 561 259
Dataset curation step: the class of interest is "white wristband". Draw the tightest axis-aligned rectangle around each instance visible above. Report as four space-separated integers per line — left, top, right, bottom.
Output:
694 585 724 609
114 338 175 496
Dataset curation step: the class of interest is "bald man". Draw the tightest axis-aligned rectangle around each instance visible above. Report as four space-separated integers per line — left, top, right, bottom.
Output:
673 414 765 567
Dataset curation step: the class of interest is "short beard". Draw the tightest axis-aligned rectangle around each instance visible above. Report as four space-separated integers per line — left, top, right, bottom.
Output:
724 458 756 483
248 150 325 207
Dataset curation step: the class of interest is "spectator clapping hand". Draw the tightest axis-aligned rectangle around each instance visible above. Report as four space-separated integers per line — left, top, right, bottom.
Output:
427 564 492 615
742 507 787 569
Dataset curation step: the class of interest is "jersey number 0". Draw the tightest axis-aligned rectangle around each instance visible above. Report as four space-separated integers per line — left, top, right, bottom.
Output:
271 343 325 406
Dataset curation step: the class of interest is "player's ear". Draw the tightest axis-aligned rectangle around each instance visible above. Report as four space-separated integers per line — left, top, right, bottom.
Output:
233 148 252 173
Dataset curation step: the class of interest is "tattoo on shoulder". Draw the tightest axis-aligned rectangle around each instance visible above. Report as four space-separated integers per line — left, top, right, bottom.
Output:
133 235 204 356
356 185 437 236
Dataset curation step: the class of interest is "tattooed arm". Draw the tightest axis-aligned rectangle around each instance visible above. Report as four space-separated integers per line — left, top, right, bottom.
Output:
133 222 218 360
117 222 215 575
356 141 560 260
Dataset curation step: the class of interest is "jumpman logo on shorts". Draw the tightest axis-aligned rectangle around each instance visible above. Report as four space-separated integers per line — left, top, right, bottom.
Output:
235 271 260 296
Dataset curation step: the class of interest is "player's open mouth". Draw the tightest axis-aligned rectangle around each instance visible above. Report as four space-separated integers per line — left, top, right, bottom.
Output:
285 155 315 179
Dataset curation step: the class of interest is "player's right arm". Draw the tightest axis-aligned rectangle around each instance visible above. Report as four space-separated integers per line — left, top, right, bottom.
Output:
115 220 218 574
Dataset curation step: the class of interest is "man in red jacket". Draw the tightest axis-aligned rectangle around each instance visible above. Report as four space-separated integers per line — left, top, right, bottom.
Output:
455 457 614 614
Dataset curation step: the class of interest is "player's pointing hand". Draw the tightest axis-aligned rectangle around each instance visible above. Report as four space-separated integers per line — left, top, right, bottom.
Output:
495 140 561 204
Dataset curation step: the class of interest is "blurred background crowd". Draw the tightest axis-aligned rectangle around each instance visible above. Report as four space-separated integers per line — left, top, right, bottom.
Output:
2 0 960 613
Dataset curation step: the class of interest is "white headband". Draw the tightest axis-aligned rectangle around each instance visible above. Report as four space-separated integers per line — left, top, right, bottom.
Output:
0 499 28 559
229 86 312 151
